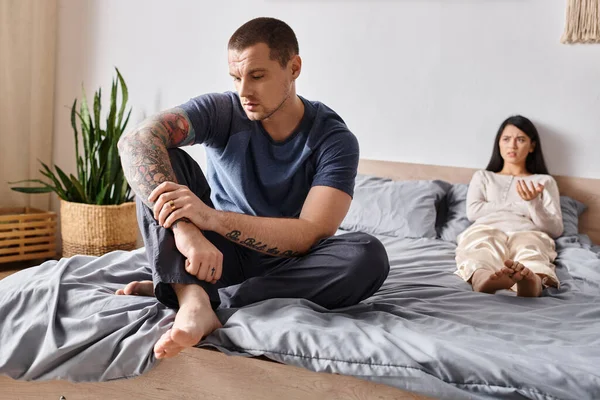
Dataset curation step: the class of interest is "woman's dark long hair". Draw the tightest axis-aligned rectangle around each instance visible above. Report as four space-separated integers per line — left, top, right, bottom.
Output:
485 115 549 175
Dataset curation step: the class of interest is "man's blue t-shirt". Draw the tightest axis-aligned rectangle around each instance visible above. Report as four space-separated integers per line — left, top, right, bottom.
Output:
179 92 359 218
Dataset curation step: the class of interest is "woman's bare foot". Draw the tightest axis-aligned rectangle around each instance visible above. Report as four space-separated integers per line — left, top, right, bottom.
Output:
153 284 222 359
504 260 542 297
471 268 515 293
115 280 155 296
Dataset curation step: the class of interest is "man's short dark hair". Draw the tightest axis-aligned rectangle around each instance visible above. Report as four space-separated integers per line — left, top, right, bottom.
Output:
228 17 299 67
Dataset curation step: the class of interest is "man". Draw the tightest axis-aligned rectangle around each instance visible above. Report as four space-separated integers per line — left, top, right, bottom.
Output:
116 17 389 359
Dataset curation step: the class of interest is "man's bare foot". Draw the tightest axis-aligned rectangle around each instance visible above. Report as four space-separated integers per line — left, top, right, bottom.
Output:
471 268 515 293
153 284 222 359
115 280 155 296
504 260 542 297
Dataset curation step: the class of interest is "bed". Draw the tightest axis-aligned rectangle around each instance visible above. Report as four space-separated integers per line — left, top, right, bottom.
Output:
1 159 599 400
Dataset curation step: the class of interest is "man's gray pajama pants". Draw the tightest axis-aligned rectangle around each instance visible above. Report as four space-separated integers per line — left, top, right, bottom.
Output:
137 149 390 310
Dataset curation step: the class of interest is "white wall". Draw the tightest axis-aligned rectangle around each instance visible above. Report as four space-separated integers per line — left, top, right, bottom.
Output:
53 0 600 183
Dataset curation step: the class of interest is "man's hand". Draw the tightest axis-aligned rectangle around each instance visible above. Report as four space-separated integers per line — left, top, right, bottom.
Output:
172 221 223 283
517 180 544 202
149 182 216 230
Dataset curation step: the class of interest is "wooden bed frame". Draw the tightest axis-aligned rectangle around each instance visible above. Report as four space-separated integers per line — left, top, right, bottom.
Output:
2 159 599 400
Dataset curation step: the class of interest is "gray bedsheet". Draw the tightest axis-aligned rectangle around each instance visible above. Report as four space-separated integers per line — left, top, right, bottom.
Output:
1 235 599 399
0 250 174 381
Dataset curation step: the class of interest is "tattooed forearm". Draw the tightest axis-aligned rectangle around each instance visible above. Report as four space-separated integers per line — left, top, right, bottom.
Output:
225 230 301 257
119 128 176 207
117 109 195 208
213 212 324 256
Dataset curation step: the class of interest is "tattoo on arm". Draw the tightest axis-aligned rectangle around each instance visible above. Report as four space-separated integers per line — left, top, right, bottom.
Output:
171 217 192 230
120 129 175 208
118 109 195 208
156 111 195 148
225 230 301 257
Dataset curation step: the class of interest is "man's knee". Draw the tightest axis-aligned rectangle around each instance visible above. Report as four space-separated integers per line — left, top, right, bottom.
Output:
166 148 211 203
167 148 197 176
346 233 390 284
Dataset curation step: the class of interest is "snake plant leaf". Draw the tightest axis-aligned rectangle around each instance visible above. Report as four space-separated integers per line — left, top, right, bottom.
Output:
121 108 132 133
106 145 120 190
119 171 130 204
70 99 84 181
111 171 124 204
79 86 91 133
69 174 88 203
95 184 110 205
54 165 83 203
10 186 55 194
38 171 66 200
79 87 91 168
77 155 85 187
94 88 101 140
73 110 89 182
8 179 57 194
116 67 129 131
38 162 67 199
107 79 117 141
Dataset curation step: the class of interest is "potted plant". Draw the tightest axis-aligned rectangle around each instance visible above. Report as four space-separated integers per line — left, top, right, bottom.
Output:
10 68 137 257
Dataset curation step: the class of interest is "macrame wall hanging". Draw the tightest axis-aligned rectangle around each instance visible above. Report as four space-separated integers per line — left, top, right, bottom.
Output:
561 0 600 43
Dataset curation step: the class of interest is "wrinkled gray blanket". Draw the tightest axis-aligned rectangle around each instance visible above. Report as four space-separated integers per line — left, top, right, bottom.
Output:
1 235 599 400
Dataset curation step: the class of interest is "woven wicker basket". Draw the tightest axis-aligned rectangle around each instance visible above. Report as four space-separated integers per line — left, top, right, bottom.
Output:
0 207 57 264
60 200 137 257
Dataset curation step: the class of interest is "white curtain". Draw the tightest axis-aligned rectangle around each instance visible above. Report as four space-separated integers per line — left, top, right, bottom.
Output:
0 0 58 210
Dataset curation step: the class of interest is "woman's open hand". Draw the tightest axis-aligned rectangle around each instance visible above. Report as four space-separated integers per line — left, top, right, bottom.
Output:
517 180 544 202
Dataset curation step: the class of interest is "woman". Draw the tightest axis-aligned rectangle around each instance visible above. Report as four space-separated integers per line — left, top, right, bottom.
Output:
455 115 563 297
